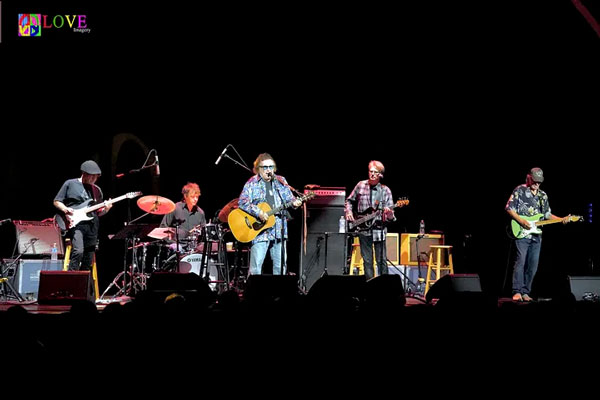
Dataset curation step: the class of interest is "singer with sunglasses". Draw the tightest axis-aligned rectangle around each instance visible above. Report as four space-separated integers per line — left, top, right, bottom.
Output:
237 153 302 276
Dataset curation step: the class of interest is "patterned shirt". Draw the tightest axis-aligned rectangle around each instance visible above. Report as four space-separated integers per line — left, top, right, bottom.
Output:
505 184 551 237
238 174 297 243
345 180 394 242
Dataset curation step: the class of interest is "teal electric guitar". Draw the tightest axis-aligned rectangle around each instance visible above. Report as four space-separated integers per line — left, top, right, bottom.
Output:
510 213 582 239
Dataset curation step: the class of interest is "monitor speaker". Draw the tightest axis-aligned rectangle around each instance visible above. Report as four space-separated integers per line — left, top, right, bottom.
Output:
307 275 366 302
243 275 298 305
146 272 213 305
425 273 482 303
568 276 600 301
38 271 93 304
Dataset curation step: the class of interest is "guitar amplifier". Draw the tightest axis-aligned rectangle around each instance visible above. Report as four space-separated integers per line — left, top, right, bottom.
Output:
400 233 444 266
304 187 346 207
13 220 64 256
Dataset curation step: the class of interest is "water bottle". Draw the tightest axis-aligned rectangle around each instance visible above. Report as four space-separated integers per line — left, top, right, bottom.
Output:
339 215 346 233
51 243 58 261
419 220 425 236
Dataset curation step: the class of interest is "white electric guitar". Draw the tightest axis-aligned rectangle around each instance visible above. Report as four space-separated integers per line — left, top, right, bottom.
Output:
57 191 142 232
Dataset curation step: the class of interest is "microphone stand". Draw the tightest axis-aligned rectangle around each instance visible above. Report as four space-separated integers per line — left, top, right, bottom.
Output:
415 234 426 296
273 176 287 275
116 163 157 179
221 154 252 173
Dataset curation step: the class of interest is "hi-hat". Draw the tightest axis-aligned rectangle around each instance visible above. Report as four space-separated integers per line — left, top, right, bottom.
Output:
218 198 239 223
137 195 176 215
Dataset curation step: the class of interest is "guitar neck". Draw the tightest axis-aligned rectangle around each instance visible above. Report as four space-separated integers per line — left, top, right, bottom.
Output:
84 194 127 212
536 218 570 227
356 202 402 223
266 194 310 217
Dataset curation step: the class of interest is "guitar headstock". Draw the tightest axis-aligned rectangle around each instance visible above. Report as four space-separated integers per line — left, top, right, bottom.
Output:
395 197 410 208
127 191 143 199
568 215 583 223
303 191 316 201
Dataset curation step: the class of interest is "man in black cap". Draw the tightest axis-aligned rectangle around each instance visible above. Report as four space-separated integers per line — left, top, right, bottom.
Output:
505 167 571 302
54 160 112 271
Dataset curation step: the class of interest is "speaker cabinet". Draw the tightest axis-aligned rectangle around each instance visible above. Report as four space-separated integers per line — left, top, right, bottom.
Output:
243 275 299 304
299 191 347 292
6 259 64 300
400 233 444 266
364 274 406 307
38 271 93 304
425 273 481 303
307 275 366 301
568 276 600 301
351 233 400 266
13 220 64 256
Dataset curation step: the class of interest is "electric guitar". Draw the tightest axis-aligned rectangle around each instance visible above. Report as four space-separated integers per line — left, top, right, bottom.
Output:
348 197 410 232
56 191 142 232
228 191 315 243
510 213 582 239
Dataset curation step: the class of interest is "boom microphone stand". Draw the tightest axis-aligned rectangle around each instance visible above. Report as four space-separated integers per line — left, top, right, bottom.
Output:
0 238 41 302
0 259 25 302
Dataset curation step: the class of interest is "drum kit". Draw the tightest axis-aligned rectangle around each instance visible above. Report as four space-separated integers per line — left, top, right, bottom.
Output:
100 195 248 300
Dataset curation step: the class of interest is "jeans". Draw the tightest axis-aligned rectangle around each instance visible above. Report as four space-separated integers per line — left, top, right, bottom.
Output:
250 239 286 275
359 235 388 280
511 235 542 295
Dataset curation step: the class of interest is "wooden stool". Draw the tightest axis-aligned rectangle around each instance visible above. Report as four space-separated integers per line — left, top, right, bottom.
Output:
349 237 365 276
424 245 454 295
63 239 100 301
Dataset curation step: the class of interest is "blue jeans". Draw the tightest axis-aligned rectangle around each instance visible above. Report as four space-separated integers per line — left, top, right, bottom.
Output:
250 239 286 275
511 235 542 295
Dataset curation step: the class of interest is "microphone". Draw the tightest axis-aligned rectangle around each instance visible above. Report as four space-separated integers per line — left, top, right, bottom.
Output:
215 145 229 165
0 218 12 225
155 153 160 176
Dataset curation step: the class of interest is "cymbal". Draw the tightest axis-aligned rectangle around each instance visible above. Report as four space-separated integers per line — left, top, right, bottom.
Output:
218 198 239 223
137 195 176 215
147 227 176 240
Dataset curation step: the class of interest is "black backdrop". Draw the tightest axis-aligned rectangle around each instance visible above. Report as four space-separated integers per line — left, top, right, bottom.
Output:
0 1 596 297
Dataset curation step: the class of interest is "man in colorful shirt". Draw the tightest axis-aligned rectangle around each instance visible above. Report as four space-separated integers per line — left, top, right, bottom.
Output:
238 153 302 275
505 167 570 302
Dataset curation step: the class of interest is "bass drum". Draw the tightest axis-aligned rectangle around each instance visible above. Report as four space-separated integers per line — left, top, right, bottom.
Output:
179 253 219 290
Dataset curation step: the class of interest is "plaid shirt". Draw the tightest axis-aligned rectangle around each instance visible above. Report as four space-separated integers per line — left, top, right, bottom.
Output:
345 180 394 242
238 174 297 243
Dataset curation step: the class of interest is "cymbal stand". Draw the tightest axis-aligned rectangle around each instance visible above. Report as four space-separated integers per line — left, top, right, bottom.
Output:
100 231 147 299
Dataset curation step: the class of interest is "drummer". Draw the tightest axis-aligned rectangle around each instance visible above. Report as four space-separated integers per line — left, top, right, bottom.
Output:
160 182 206 253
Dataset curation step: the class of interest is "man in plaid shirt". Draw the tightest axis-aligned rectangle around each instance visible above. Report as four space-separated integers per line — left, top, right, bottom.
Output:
345 160 396 280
